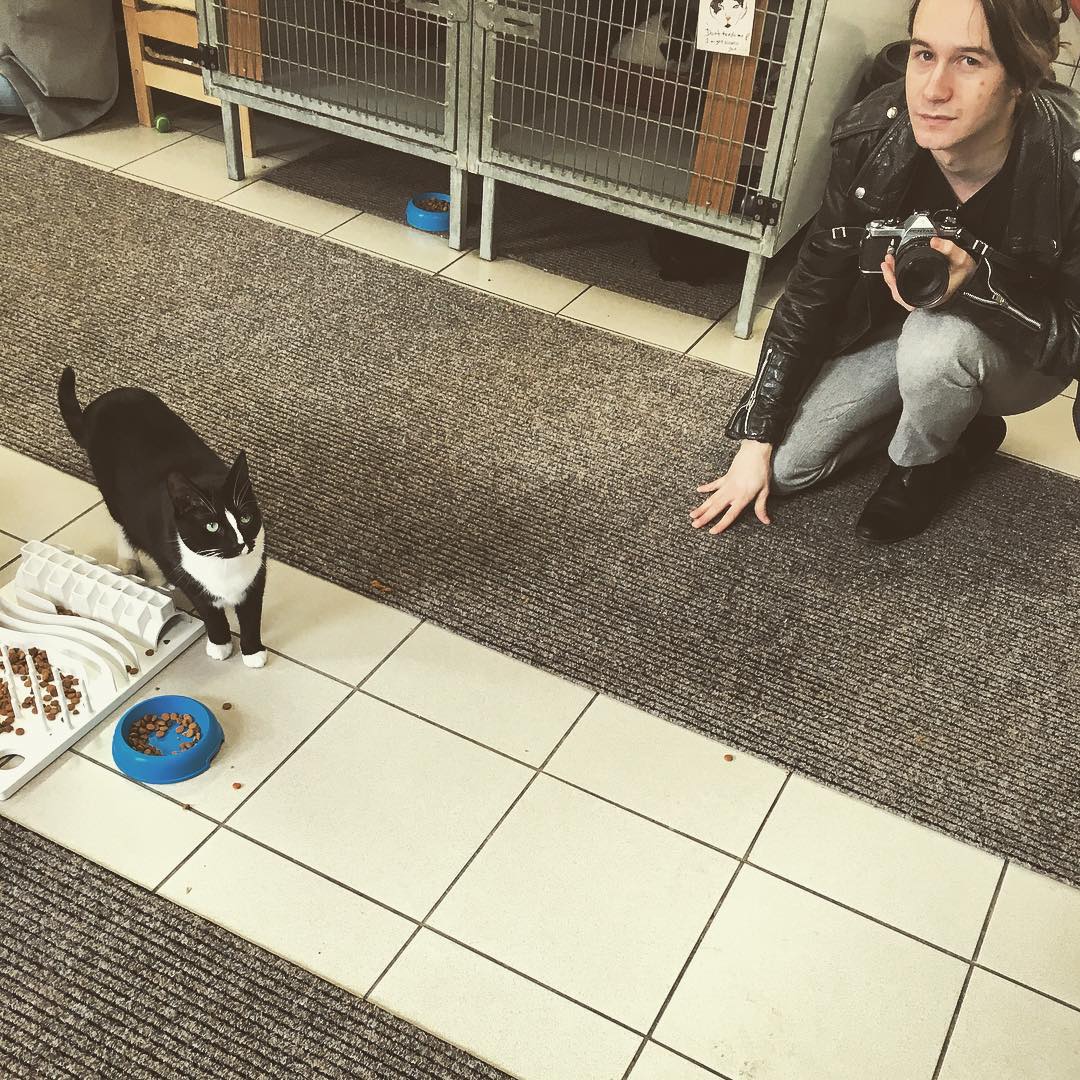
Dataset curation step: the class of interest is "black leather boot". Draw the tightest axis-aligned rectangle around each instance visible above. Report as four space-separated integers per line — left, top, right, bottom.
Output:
855 415 1007 545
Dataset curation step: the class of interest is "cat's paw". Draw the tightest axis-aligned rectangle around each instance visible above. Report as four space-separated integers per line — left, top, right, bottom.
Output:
206 639 234 661
142 561 168 588
242 649 267 669
117 557 142 577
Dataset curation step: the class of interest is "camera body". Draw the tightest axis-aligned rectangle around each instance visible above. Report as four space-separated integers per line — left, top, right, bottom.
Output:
837 210 967 309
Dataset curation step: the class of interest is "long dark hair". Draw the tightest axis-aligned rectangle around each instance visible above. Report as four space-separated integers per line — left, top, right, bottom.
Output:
907 0 1065 94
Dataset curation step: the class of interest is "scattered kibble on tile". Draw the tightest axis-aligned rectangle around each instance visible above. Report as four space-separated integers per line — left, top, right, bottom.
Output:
232 782 242 790
222 702 233 711
723 754 734 762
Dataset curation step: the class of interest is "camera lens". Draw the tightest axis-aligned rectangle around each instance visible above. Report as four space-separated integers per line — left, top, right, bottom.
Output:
895 242 951 308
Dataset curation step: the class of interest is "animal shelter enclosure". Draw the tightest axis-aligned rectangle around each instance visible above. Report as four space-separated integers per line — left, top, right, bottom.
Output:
195 0 911 332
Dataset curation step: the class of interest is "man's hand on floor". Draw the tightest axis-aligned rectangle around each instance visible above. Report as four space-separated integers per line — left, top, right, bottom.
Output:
692 440 775 536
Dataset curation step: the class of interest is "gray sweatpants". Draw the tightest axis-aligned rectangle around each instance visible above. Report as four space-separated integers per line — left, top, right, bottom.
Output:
771 308 1072 495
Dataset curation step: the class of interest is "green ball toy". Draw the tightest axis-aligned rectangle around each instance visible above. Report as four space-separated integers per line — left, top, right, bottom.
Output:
153 114 172 134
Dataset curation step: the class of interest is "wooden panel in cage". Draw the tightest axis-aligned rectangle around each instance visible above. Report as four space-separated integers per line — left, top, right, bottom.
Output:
226 0 264 82
688 1 769 216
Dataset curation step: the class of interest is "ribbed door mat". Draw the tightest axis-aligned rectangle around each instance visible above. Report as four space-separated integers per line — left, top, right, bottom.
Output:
0 817 512 1079
265 134 747 321
1 140 1078 887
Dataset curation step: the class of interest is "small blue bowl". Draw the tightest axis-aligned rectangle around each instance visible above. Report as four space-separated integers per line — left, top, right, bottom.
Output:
112 695 224 785
406 192 451 234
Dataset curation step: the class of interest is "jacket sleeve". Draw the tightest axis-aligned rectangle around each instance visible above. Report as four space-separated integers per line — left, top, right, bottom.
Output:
950 207 1080 382
725 134 870 445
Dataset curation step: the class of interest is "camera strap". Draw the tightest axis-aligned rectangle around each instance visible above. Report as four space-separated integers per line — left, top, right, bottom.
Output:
950 226 1037 279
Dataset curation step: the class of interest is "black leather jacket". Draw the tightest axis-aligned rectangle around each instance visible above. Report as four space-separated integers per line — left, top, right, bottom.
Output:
726 79 1080 446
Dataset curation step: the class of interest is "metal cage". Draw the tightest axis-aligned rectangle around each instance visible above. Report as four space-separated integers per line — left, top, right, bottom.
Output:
471 0 800 225
196 0 473 246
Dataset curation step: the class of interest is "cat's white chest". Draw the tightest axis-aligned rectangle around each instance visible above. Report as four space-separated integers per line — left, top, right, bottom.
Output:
178 530 265 607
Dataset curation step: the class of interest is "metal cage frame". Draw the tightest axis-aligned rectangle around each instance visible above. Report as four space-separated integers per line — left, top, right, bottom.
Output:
196 0 476 248
466 0 824 336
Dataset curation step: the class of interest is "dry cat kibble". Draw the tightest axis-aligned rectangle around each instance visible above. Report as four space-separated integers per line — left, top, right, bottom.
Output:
126 712 203 756
231 782 242 790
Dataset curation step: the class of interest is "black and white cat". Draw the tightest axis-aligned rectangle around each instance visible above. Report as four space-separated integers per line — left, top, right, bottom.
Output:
58 367 268 668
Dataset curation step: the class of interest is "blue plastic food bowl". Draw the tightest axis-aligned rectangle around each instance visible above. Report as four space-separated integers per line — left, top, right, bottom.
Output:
406 191 451 234
112 695 224 785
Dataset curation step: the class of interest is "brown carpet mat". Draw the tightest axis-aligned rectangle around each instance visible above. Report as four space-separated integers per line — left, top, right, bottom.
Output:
265 134 747 321
0 816 512 1079
1 141 1078 889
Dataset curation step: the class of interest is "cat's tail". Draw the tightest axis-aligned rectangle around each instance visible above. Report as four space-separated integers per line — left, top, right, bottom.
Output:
58 366 86 447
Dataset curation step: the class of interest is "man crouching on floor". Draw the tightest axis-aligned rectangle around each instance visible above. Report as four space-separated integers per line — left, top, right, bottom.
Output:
693 0 1080 545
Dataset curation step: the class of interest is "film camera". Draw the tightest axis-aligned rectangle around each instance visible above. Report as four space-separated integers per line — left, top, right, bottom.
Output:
832 210 985 309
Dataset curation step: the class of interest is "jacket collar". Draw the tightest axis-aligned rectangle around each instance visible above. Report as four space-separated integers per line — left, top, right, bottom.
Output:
848 86 1061 260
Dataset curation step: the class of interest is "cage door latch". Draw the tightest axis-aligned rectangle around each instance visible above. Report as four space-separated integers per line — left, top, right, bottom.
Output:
403 0 469 21
474 1 541 39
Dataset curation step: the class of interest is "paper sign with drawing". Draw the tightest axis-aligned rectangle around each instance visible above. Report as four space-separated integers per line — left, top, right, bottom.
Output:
696 0 754 55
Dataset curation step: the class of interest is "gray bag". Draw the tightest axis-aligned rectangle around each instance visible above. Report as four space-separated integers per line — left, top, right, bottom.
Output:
0 0 118 139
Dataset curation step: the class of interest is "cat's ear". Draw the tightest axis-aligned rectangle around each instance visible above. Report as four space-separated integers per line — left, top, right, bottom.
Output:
224 451 253 505
167 471 210 517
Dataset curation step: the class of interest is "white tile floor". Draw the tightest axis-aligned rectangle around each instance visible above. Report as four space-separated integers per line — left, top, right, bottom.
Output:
2 102 1080 1080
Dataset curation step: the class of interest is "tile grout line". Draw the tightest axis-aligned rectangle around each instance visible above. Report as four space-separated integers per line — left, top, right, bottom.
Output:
148 688 360 894
213 809 649 1042
744 862 973 966
357 687 549 772
145 622 430 895
315 208 364 237
0 527 28 543
70 748 218 830
41 500 105 543
101 129 198 172
643 1041 737 1080
539 769 744 862
200 617 430 835
930 859 1010 1080
361 692 599 1005
554 283 592 317
969 961 1080 1017
683 318 721 357
618 772 794 1080
215 816 654 1041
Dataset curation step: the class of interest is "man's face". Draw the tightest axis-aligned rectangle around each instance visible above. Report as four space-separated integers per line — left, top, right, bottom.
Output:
906 0 1018 153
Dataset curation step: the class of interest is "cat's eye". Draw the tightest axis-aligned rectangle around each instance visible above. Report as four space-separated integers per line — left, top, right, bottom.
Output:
239 514 253 525
206 522 220 533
